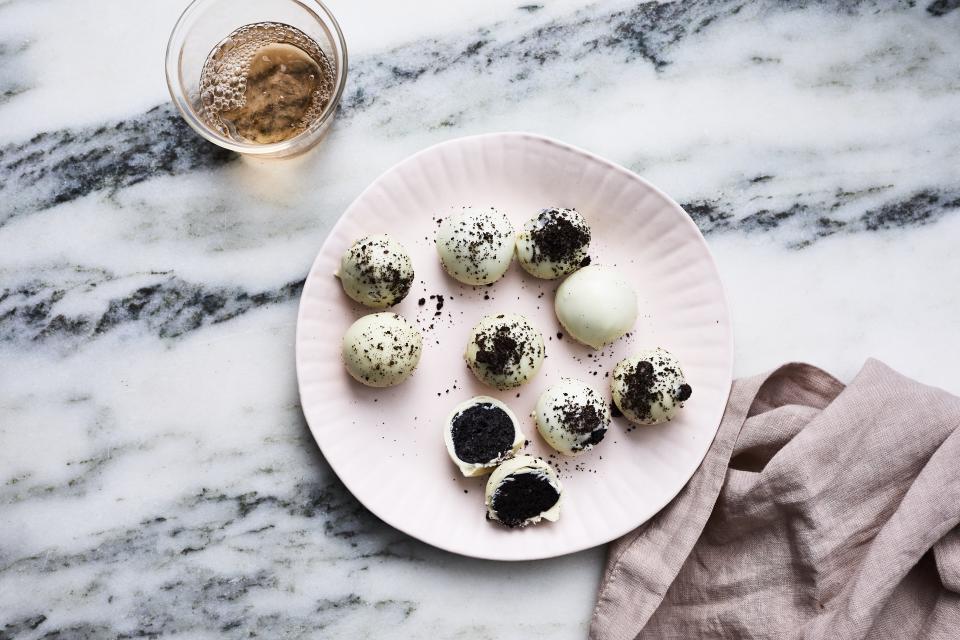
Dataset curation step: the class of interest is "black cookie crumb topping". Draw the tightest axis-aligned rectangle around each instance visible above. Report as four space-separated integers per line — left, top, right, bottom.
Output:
562 404 597 434
346 236 413 306
451 402 515 464
676 383 693 402
616 360 660 421
526 208 591 272
471 316 543 384
491 472 560 528
583 428 606 447
559 402 607 451
475 325 522 375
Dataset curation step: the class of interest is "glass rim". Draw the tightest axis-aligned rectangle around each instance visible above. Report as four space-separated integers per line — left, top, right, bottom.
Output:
164 0 348 156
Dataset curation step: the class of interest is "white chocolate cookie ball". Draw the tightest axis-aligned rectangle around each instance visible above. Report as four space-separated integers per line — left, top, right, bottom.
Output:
534 379 610 456
516 207 591 279
555 266 637 349
436 208 514 285
612 348 692 425
465 314 545 390
341 313 422 387
336 234 414 308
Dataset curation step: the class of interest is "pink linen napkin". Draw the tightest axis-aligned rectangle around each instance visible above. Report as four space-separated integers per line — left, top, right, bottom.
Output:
591 360 960 639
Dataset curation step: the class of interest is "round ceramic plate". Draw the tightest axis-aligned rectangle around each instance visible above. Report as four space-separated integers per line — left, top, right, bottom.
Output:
296 133 733 561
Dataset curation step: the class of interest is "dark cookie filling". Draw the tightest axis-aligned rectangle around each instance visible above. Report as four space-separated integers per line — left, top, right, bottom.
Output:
451 402 515 464
491 472 560 528
528 208 590 265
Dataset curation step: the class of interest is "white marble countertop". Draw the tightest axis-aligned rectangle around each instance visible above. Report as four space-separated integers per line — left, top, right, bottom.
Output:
2 0 959 637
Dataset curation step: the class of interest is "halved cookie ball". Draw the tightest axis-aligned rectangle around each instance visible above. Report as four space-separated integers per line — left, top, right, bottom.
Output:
336 234 413 308
485 455 563 528
534 379 610 456
436 208 515 285
443 396 525 477
516 207 591 279
465 314 545 390
554 265 637 349
612 348 692 425
341 313 422 387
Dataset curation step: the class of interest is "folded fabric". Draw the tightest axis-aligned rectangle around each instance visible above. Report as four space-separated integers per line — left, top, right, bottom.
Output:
591 360 960 639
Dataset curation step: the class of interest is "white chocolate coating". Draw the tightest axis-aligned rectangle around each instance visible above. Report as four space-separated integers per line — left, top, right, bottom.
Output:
611 348 692 425
335 234 414 308
443 396 525 477
554 266 637 349
464 313 545 390
341 313 422 387
436 208 515 285
534 379 610 456
485 455 563 527
516 207 591 279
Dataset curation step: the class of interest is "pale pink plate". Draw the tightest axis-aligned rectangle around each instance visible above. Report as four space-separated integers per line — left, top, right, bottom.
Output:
296 133 733 561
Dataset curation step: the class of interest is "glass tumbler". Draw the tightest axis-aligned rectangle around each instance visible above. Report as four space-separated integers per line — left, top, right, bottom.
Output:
165 0 348 159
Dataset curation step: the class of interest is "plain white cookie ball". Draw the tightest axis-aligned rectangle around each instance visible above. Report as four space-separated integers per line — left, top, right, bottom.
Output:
554 266 637 349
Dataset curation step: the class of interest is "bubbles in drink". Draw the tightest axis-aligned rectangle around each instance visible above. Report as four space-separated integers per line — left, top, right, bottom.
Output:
198 22 335 144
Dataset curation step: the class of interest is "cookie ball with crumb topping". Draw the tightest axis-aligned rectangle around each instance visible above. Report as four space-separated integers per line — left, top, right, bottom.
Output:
516 207 591 279
341 313 422 387
611 348 692 425
336 234 414 308
465 313 544 390
436 208 514 285
534 379 610 456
